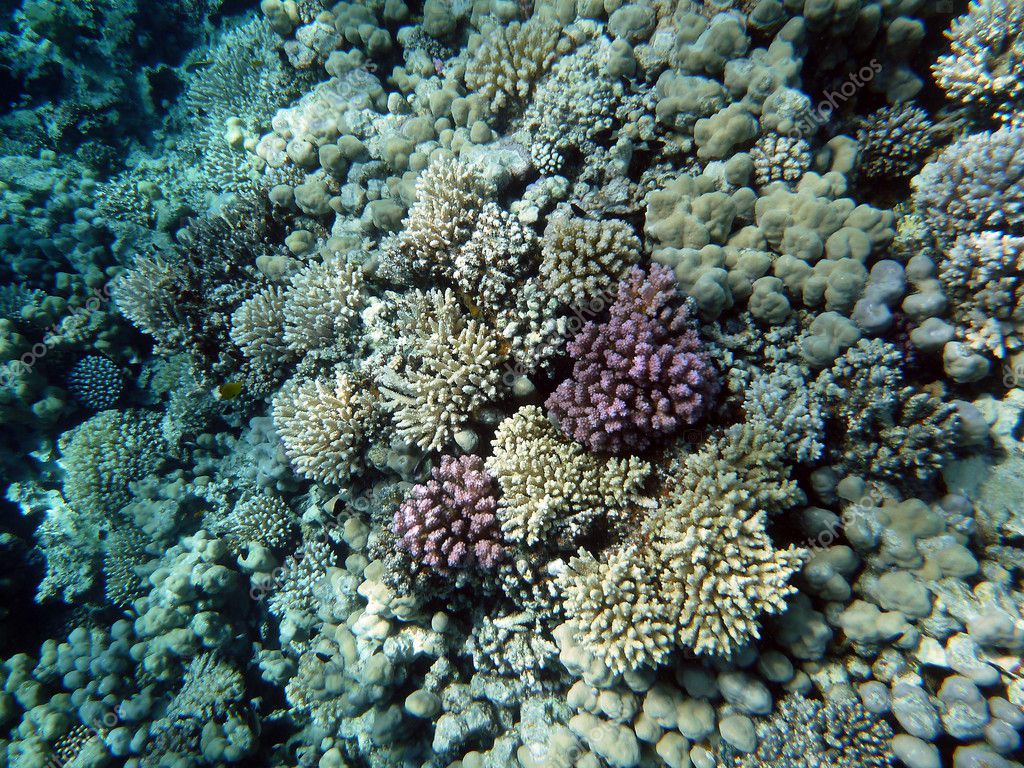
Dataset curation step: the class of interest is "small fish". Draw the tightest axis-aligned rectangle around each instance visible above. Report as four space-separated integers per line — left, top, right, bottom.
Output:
215 380 244 401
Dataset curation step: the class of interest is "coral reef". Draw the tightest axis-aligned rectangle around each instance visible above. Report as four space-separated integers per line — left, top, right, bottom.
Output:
4 4 1024 768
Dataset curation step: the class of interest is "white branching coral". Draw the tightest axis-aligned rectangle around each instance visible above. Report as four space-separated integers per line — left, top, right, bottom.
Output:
521 40 619 174
230 284 293 378
559 544 675 675
557 383 808 672
652 420 808 658
283 251 364 354
454 202 538 315
386 156 493 281
487 406 652 546
376 290 508 452
59 408 170 518
539 209 642 308
465 15 564 116
112 256 187 352
940 231 1024 358
933 0 1024 124
272 368 376 485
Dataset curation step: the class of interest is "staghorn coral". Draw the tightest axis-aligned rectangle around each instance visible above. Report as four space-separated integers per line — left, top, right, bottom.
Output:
282 250 364 356
933 0 1024 125
913 127 1024 247
538 208 642 308
813 339 959 481
393 454 505 574
558 383 807 671
546 264 719 455
939 231 1024 358
376 289 508 452
855 105 935 182
465 15 564 117
272 368 376 486
487 406 652 547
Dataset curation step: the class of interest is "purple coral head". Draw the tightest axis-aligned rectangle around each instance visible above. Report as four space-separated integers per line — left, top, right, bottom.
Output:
393 454 505 573
545 264 719 454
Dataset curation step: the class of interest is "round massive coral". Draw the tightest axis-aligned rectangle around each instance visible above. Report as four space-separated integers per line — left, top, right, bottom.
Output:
393 454 505 573
545 264 719 454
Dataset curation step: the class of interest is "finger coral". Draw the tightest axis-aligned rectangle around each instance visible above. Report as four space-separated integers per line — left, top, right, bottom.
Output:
546 264 720 455
272 368 376 485
487 405 652 546
393 454 505 573
933 0 1024 125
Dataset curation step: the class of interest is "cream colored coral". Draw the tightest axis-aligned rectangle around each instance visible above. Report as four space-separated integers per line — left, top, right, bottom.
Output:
557 388 808 671
388 157 492 279
283 251 364 353
377 290 508 452
231 285 292 372
272 368 374 485
539 210 641 307
487 406 652 546
560 545 675 674
465 15 564 114
653 422 808 657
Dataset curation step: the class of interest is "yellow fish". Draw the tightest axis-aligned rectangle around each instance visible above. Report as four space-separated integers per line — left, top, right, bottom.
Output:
215 381 244 401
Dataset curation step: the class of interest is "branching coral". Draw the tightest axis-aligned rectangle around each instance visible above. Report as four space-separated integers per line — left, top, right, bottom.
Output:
393 454 505 573
487 406 652 547
465 15 564 117
113 196 281 383
933 0 1024 124
272 368 376 485
282 250 364 355
230 284 294 386
546 265 719 455
914 127 1024 246
750 134 811 188
538 208 641 308
558 383 807 671
59 408 169 518
732 694 894 768
385 156 493 281
813 339 959 481
376 289 508 452
855 105 935 182
939 231 1024 358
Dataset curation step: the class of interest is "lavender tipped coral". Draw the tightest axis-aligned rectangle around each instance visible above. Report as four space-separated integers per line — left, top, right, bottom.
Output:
545 264 719 454
393 454 505 573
